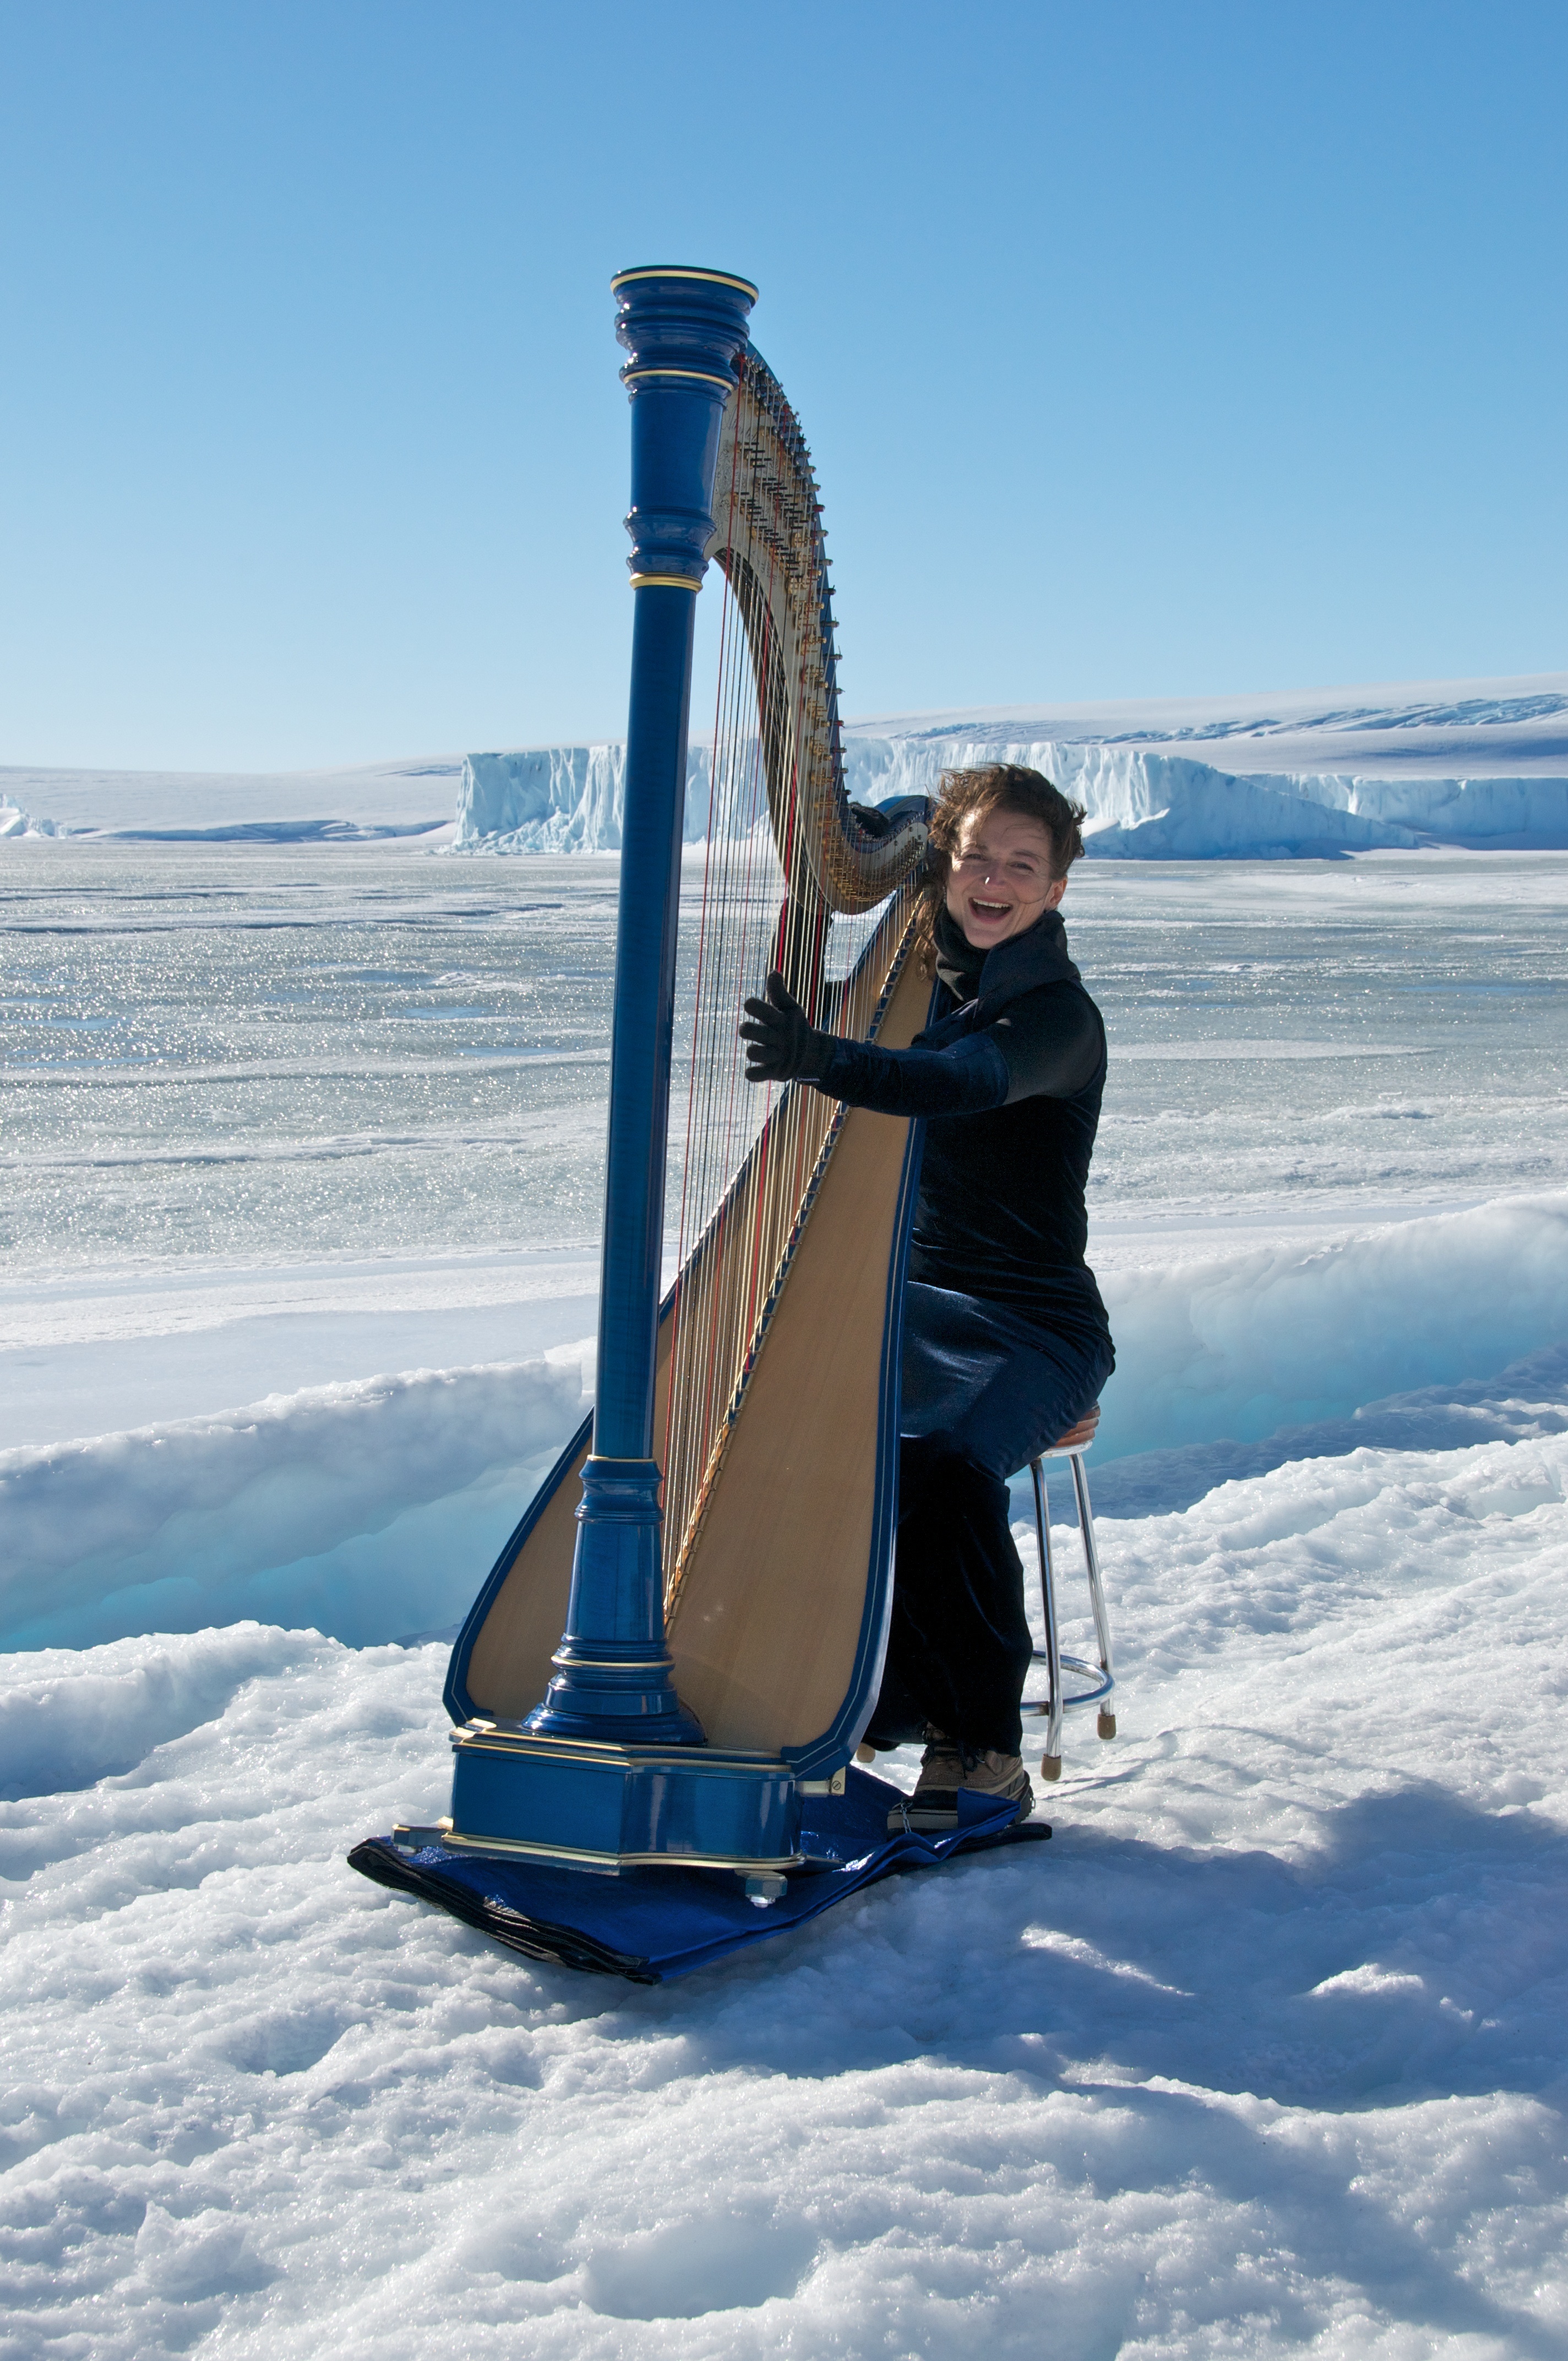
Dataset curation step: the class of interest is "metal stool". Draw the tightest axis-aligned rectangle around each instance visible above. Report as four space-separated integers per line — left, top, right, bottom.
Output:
1023 1403 1117 1781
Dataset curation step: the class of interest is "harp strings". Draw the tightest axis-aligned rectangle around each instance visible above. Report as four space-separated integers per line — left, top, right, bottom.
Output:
659 366 914 1610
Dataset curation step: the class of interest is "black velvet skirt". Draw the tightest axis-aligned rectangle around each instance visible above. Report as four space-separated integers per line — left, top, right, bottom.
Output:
863 1281 1114 1758
899 1281 1113 1479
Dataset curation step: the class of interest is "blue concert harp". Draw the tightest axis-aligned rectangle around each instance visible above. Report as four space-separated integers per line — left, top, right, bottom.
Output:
439 269 930 1884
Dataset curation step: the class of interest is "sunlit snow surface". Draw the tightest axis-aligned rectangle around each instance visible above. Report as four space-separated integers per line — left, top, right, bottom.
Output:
3 842 1567 2354
5 1429 1567 2357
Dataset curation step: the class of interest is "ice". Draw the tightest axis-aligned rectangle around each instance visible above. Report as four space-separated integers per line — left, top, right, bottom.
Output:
9 1194 1568 1656
0 796 59 840
21 838 1564 1283
1085 1340 1568 1517
1098 1190 1568 1460
3 1415 1566 2354
451 673 1568 858
9 674 1565 853
0 1350 589 1652
458 743 663 853
846 673 1568 775
0 754 462 839
455 737 1568 859
4 834 1567 2351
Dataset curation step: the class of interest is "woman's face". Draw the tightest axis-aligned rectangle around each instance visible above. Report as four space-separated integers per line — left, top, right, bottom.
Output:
944 807 1065 951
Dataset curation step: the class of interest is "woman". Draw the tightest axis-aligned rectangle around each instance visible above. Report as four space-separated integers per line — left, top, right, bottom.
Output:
741 764 1114 1830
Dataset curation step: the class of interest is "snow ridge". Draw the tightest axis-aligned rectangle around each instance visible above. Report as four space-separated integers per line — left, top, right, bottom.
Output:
7 1196 1565 1654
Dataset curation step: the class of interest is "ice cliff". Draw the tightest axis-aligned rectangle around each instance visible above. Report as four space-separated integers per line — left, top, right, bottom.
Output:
453 735 1568 858
9 677 1562 855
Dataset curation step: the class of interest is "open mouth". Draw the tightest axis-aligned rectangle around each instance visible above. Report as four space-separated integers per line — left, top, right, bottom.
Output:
968 897 1011 918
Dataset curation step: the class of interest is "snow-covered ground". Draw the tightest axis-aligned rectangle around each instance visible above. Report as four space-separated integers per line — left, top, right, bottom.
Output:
0 752 461 842
3 837 1567 2353
6 1388 1567 2357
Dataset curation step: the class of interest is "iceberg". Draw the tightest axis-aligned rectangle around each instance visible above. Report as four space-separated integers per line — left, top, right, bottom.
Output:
0 794 59 839
451 673 1568 859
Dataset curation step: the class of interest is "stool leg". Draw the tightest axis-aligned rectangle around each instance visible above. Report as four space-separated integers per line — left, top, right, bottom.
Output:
1030 1456 1063 1780
1070 1451 1117 1740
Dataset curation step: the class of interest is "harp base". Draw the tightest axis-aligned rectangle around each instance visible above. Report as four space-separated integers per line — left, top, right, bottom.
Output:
351 1768 1051 1984
447 1722 803 1875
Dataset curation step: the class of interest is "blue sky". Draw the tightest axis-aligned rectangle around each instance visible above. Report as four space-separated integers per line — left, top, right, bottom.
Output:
2 0 1563 769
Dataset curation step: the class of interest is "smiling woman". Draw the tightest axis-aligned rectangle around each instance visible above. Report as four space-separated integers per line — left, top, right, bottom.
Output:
741 764 1113 1827
944 805 1067 949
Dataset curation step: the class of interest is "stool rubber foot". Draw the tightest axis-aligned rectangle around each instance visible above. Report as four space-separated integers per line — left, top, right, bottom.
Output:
1097 1712 1117 1740
1040 1755 1062 1782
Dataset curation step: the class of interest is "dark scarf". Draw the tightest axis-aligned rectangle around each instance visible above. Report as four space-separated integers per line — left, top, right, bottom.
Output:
930 902 1082 1032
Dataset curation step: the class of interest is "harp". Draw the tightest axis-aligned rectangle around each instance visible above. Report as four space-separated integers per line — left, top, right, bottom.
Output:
440 269 930 1881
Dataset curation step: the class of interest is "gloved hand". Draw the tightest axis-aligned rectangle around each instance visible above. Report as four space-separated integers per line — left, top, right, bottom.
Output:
739 972 834 1085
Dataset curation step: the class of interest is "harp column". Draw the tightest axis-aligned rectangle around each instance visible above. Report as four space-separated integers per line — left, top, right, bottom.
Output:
525 265 757 1745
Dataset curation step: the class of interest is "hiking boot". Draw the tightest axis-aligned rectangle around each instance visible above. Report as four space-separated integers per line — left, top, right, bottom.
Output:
886 1736 1033 1833
886 1731 963 1831
962 1751 1035 1824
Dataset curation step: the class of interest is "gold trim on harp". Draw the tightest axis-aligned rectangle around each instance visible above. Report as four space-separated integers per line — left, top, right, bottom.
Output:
622 366 736 389
441 1829 801 1872
611 265 760 298
628 572 703 591
546 1658 673 1673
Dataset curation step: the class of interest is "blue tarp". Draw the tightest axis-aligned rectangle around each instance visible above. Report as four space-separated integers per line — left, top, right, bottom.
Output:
349 1766 1049 1982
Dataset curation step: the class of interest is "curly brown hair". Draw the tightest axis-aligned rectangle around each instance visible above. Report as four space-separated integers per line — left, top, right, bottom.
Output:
914 763 1087 967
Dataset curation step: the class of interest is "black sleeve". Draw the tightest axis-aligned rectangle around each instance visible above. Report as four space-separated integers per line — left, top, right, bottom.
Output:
987 986 1103 1102
813 1030 1011 1117
811 984 1101 1118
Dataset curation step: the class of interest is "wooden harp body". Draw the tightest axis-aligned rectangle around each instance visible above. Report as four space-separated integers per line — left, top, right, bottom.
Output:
442 272 929 1874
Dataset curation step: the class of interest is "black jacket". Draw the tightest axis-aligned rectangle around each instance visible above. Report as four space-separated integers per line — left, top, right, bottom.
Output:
814 904 1111 1342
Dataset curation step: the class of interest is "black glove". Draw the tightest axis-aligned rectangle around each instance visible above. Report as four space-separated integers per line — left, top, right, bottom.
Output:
739 972 834 1085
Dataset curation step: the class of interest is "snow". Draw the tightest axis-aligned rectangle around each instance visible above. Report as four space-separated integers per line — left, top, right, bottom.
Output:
0 1347 590 1652
1098 1192 1568 1460
450 674 1568 859
10 674 1565 855
9 1194 1568 1658
4 1402 1566 2355
0 796 60 840
0 754 461 841
3 837 1567 2352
